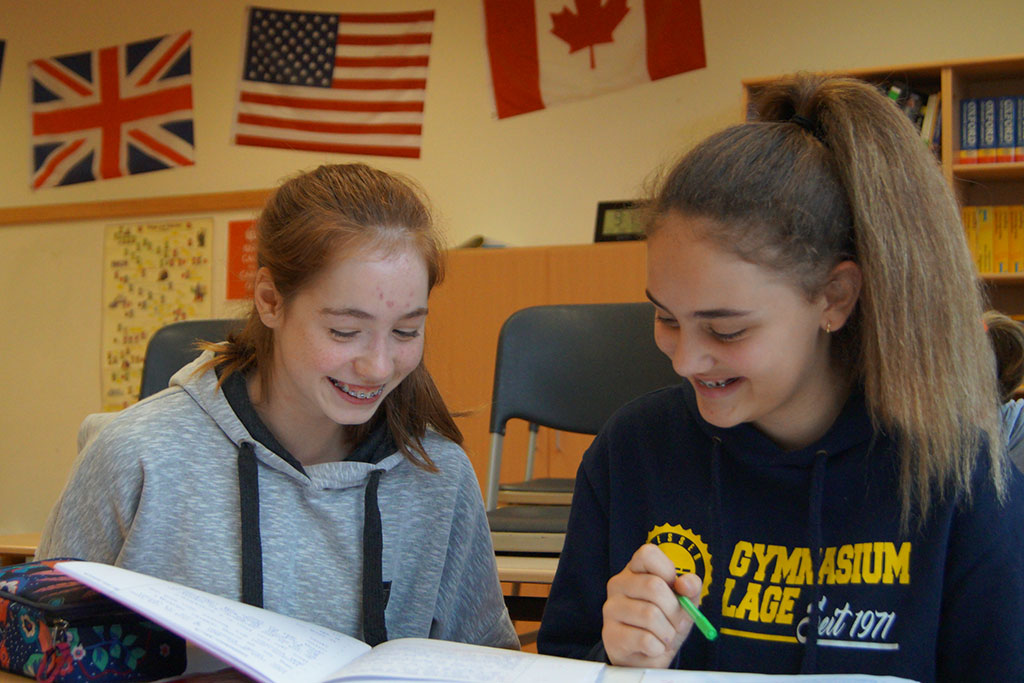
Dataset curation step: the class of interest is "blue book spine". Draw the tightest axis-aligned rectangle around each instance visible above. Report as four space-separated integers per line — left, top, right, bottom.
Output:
997 96 1016 163
978 97 998 163
960 98 979 164
1017 96 1024 162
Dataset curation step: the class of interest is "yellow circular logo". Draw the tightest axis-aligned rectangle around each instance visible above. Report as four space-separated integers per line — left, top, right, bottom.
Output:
647 523 712 600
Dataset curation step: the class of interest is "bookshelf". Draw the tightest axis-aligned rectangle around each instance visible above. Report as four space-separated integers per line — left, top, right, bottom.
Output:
742 54 1024 315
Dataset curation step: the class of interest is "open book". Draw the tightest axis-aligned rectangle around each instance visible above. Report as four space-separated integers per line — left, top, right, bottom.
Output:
54 562 916 683
55 561 602 683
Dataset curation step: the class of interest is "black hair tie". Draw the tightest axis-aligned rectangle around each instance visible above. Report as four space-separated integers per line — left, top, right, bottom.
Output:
789 114 825 144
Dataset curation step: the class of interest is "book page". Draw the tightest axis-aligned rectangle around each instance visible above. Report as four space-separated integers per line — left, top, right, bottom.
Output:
56 562 369 683
327 638 603 683
638 671 918 682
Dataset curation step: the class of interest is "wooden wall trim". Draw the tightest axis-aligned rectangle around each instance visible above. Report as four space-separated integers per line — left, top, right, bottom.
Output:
0 189 273 227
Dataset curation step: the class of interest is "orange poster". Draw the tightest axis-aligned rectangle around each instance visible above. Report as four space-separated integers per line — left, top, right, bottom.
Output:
227 219 257 300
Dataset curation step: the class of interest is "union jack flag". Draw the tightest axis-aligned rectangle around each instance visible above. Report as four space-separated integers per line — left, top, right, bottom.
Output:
30 31 194 190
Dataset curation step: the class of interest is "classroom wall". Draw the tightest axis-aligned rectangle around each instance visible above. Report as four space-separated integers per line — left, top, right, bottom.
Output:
3 0 1024 533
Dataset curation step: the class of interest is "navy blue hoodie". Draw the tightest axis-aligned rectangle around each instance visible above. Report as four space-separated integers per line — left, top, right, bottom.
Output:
537 383 1024 681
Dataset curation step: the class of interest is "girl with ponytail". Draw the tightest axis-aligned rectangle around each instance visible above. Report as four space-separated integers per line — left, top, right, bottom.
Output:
538 74 1024 681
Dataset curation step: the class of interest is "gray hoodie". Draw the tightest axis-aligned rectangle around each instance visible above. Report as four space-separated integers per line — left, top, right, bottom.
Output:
38 353 518 648
1003 398 1024 473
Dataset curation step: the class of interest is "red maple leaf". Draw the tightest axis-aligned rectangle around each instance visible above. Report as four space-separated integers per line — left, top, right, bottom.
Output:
550 0 631 69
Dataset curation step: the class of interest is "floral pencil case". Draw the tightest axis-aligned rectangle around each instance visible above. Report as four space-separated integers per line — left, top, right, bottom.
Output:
0 559 186 682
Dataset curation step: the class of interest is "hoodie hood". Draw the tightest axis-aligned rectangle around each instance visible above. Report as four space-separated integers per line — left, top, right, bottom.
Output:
170 350 396 644
678 380 877 469
169 351 405 489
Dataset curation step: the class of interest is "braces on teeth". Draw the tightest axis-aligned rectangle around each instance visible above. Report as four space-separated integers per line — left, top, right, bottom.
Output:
331 378 384 399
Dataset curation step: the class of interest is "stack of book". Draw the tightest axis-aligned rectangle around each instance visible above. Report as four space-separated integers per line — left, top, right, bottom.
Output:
959 96 1024 164
884 82 941 156
962 205 1024 274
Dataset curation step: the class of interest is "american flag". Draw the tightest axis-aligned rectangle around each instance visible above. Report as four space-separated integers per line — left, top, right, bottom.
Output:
30 32 194 190
234 7 433 159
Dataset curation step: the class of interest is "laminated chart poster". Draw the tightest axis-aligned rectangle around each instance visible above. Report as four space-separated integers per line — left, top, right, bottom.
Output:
102 219 212 411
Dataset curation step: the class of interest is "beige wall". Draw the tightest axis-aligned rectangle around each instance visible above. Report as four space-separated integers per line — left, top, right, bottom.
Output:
3 0 1024 533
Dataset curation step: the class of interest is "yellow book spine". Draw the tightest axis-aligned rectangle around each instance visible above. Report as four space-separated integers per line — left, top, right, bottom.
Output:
1011 205 1024 274
994 206 1010 273
962 206 978 271
976 206 994 274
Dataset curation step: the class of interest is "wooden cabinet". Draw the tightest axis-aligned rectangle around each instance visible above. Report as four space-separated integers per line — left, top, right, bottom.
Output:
742 54 1024 314
424 241 648 496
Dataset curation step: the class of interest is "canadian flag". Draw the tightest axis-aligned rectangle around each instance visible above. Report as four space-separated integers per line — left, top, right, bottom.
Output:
484 0 705 119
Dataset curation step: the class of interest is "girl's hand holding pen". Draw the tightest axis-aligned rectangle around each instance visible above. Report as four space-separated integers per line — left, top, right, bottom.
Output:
602 543 705 668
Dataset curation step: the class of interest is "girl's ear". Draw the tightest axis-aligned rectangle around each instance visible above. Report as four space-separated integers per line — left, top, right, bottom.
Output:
822 260 862 333
253 267 284 328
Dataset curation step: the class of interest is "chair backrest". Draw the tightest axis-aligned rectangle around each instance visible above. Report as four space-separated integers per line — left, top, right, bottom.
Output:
484 303 679 507
138 318 243 399
489 302 678 435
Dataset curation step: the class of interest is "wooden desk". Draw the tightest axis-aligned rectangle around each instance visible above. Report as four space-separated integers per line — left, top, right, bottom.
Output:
494 554 557 584
0 532 39 566
495 554 557 625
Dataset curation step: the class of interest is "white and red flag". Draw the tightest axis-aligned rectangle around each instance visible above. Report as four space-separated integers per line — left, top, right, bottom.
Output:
233 7 433 159
484 0 705 119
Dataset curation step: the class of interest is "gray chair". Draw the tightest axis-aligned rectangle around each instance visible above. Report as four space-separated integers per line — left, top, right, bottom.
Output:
77 318 244 456
139 318 242 399
485 302 680 554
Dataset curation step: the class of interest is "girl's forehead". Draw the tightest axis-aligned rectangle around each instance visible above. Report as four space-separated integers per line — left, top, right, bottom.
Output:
331 234 422 263
314 240 426 278
647 226 805 313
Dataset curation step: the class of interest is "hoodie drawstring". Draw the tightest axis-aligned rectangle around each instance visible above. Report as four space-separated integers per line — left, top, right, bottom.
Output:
361 469 388 645
709 436 724 670
799 450 829 674
237 440 389 645
238 440 264 608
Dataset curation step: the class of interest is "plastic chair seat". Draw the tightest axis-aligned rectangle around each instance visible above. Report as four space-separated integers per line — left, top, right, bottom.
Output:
488 506 570 554
487 505 570 533
497 477 574 505
498 477 574 493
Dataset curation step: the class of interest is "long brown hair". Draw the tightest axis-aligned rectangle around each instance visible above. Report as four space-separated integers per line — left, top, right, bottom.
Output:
648 73 1004 528
201 163 461 470
984 309 1024 402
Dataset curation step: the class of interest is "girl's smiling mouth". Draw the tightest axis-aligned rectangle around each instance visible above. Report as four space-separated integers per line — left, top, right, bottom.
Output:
329 377 384 400
696 377 738 389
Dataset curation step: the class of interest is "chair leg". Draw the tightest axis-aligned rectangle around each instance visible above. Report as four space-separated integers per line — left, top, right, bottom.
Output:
518 629 539 647
486 433 505 510
524 423 539 481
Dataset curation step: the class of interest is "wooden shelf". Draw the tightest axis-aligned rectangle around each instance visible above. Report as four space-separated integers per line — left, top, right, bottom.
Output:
954 163 1024 181
0 189 273 227
982 273 1024 284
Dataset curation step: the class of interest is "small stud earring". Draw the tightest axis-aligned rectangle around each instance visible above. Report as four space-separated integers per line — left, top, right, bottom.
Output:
825 321 832 334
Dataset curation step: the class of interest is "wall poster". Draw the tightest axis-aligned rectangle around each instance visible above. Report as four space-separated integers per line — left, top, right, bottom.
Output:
102 219 213 410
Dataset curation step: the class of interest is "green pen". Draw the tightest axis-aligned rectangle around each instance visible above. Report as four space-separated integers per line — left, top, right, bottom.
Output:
677 594 718 641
